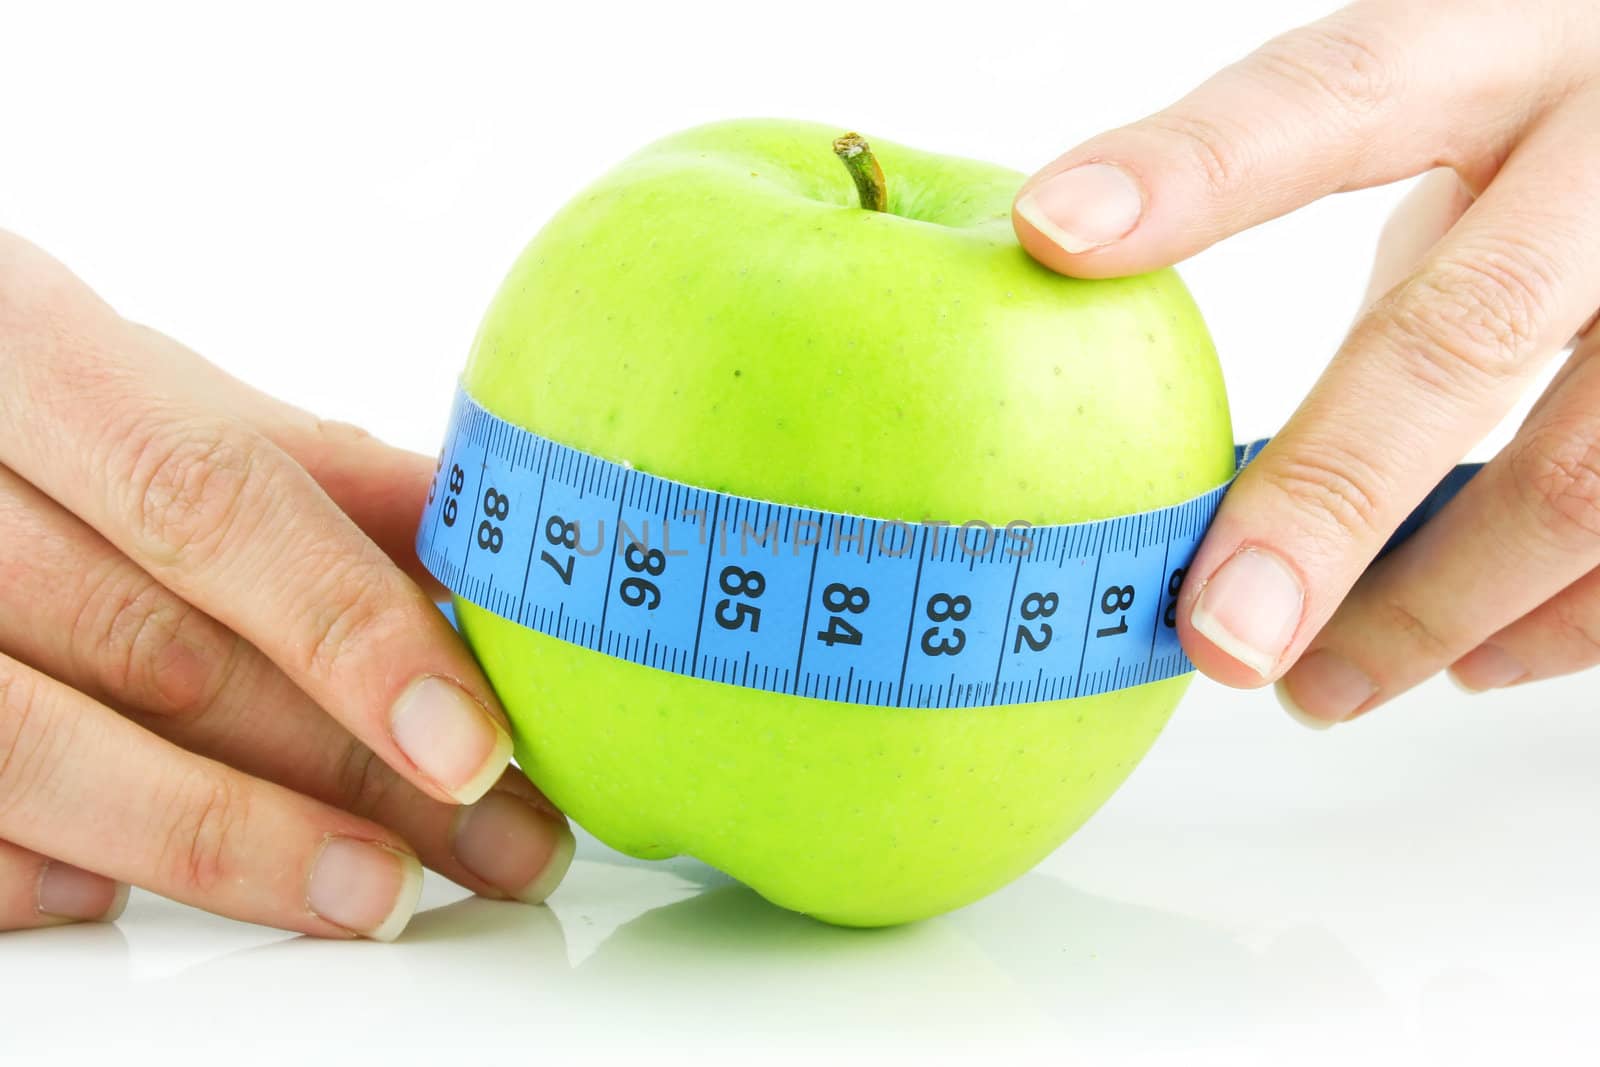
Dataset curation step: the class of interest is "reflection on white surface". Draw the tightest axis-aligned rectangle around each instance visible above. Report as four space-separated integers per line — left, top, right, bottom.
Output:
4 857 1386 1063
3 674 1598 1065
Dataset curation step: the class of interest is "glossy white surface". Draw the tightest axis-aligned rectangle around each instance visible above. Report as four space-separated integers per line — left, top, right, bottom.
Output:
3 1 1596 1062
7 671 1596 1064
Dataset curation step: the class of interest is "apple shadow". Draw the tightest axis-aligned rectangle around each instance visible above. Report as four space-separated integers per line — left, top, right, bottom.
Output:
131 844 1397 1055
561 859 1399 1050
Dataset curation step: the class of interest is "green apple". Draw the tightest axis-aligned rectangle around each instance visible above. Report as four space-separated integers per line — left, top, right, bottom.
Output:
453 118 1233 927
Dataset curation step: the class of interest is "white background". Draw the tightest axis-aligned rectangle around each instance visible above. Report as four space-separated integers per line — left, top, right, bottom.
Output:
1 1 1595 1064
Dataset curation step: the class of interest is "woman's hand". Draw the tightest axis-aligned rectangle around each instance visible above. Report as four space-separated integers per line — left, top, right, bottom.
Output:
1013 0 1600 726
0 232 572 936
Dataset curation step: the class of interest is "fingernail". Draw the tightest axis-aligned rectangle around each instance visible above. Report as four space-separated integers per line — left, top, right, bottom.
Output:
36 862 126 922
1015 162 1144 253
452 791 576 905
1190 547 1305 677
1274 681 1334 731
1448 644 1527 693
307 837 424 942
391 676 513 804
1277 649 1377 726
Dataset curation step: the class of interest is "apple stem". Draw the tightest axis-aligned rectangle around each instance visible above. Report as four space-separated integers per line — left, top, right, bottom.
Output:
832 132 887 212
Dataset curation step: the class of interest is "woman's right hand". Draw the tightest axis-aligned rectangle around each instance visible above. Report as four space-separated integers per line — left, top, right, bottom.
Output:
1011 0 1600 726
0 231 572 939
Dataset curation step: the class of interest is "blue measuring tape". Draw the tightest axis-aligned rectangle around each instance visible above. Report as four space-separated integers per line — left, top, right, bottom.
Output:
418 384 1480 709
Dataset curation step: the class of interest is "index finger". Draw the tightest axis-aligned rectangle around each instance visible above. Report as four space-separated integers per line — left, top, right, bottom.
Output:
119 321 449 597
1177 95 1600 687
1010 0 1574 276
0 234 512 806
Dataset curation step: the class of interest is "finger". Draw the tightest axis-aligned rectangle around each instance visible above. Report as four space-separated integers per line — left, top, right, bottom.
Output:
259 414 444 598
1448 563 1600 691
0 464 572 905
0 840 127 930
1176 93 1600 692
1282 270 1600 717
1012 2 1576 275
1359 167 1476 315
1275 291 1600 724
0 651 424 940
1358 176 1600 362
122 323 443 594
1346 170 1600 420
0 234 511 806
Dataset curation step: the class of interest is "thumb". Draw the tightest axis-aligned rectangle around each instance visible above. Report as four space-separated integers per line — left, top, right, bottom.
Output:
1011 4 1544 278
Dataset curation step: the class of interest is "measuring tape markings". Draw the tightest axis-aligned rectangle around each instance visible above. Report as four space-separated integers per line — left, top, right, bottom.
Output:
419 385 1472 710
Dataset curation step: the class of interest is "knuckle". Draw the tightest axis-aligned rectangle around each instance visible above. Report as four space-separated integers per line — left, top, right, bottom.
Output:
294 559 406 682
311 418 373 449
161 772 249 897
278 413 376 478
122 416 270 570
74 566 239 720
1252 20 1398 121
333 740 398 818
1143 110 1247 201
1254 443 1386 543
1546 598 1600 663
1380 246 1556 391
1507 429 1600 544
1373 595 1455 660
0 665 61 821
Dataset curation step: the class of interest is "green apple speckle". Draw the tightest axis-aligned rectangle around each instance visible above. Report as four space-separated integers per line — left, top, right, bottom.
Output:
453 118 1234 926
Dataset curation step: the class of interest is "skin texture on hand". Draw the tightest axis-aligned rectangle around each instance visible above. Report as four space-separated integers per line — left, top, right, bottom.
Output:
0 231 573 937
1013 0 1600 726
